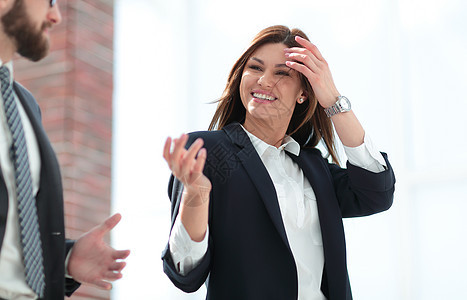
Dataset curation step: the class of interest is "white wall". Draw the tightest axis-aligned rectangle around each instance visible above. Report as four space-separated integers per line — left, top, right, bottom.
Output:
112 0 467 299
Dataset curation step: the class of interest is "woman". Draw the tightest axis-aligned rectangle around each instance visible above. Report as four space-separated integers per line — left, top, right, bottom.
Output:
162 25 395 300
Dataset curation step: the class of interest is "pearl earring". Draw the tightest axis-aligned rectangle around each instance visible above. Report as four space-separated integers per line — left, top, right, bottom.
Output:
299 98 304 103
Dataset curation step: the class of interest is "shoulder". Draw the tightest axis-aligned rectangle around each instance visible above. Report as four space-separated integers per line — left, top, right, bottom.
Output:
13 81 42 118
187 130 230 149
188 129 226 140
13 81 36 103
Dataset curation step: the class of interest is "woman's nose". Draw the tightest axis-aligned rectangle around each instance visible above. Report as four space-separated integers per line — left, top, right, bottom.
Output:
258 73 274 88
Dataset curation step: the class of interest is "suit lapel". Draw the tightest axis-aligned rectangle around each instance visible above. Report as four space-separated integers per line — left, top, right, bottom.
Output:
287 151 347 300
13 83 60 205
14 83 43 137
223 123 292 252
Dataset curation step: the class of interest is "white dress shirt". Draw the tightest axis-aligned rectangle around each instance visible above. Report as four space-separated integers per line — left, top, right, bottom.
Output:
0 61 41 300
169 125 386 300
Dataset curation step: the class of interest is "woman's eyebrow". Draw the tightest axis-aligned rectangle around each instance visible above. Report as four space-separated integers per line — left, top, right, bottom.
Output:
251 57 264 64
251 57 288 68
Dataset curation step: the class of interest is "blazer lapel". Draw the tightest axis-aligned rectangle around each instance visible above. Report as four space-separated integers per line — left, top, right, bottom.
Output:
223 123 292 252
287 151 347 300
13 82 61 205
13 83 46 143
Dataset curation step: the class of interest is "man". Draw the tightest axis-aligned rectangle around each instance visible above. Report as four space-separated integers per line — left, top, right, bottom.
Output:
0 0 130 299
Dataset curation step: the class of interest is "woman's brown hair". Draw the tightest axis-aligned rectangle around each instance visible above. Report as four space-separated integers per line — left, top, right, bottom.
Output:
208 25 339 164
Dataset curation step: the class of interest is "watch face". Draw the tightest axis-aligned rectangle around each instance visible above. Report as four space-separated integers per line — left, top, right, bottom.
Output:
338 96 351 111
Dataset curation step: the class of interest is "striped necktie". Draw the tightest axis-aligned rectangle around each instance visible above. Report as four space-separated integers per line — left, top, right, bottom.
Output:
0 66 45 297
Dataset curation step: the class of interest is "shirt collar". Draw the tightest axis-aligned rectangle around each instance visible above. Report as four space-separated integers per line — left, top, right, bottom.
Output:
240 124 301 157
0 59 14 84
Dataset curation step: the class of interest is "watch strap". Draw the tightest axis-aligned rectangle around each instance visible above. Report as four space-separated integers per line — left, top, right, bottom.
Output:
324 104 341 117
324 96 350 117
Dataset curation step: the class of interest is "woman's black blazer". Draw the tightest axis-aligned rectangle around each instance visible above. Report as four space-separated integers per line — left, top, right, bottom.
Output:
162 122 395 300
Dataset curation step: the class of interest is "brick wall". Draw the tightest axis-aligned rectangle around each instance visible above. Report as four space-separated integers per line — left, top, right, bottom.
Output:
14 0 114 299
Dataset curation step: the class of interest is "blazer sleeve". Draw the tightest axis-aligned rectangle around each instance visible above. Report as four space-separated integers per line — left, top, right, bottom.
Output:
64 240 81 297
329 152 396 218
161 159 212 292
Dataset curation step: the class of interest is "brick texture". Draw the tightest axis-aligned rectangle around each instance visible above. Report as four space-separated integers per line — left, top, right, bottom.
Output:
14 1 114 299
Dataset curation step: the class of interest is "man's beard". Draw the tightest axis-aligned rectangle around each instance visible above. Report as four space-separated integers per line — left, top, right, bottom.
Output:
1 0 52 62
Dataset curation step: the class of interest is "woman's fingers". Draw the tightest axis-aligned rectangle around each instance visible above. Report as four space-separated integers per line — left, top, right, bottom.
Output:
193 148 207 174
167 134 188 175
162 137 172 163
284 37 328 76
285 60 317 82
285 52 319 74
295 36 325 62
284 47 321 68
171 134 188 163
182 138 204 167
178 138 204 180
163 135 207 185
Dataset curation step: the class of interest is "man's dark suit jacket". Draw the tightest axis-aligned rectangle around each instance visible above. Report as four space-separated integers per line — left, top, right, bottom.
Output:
0 83 80 299
162 122 395 300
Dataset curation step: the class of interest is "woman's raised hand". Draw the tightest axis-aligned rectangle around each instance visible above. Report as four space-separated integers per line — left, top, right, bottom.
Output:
163 134 212 207
284 36 340 108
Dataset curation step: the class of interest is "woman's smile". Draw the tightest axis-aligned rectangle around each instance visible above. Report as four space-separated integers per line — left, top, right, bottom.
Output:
251 89 278 103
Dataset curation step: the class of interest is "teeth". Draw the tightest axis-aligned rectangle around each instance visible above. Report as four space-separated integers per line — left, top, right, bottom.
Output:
253 92 276 101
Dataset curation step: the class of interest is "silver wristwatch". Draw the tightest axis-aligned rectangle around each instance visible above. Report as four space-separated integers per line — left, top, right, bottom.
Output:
324 96 351 117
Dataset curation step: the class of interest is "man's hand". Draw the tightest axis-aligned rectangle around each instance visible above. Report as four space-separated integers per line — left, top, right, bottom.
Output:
67 213 130 290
